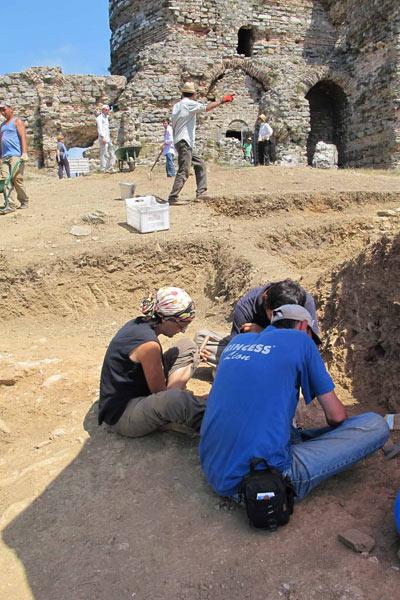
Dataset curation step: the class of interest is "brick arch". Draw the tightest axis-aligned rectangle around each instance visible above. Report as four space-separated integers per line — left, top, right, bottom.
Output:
205 58 274 95
300 67 354 98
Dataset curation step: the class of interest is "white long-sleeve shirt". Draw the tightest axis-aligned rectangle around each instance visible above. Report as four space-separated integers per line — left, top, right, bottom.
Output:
96 113 111 143
163 125 175 156
258 122 273 142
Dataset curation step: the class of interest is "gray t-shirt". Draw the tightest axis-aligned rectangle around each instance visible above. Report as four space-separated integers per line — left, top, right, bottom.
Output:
171 98 206 148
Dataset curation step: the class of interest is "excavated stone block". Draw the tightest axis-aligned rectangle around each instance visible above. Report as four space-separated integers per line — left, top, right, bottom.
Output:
312 142 338 169
338 529 376 553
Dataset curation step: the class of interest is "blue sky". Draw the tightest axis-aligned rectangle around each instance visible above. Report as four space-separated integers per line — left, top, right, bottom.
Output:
1 0 110 76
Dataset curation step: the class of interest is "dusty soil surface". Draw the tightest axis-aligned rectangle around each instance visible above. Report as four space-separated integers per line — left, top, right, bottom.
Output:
0 164 399 600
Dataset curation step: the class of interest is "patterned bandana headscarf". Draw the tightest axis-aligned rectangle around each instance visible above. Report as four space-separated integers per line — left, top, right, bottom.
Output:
140 287 195 321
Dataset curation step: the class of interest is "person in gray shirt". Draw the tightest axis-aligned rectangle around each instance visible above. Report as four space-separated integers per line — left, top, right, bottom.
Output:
168 81 234 205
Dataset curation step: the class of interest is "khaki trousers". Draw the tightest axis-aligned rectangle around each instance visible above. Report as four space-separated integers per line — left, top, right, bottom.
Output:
0 156 29 209
194 329 232 367
111 338 205 438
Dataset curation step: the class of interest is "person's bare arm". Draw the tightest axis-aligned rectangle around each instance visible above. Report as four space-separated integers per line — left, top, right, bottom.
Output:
129 341 167 393
317 390 347 426
206 94 234 113
240 323 264 334
15 118 27 154
206 98 224 112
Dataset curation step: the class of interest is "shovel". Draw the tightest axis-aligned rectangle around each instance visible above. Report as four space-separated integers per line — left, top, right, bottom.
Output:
148 149 163 180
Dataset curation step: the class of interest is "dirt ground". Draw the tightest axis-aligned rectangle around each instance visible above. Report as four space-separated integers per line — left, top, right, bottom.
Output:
0 163 399 600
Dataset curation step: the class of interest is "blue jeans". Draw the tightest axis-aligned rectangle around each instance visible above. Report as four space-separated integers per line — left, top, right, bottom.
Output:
285 412 389 500
165 153 175 177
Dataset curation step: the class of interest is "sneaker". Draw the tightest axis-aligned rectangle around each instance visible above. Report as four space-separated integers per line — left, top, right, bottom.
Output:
18 203 29 210
0 206 16 215
195 190 209 201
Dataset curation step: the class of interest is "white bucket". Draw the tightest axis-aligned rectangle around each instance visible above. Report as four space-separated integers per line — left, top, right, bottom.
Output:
119 182 136 200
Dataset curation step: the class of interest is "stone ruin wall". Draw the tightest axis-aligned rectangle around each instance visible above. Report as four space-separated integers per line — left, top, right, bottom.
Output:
324 0 400 168
0 0 398 170
110 0 400 169
0 68 127 168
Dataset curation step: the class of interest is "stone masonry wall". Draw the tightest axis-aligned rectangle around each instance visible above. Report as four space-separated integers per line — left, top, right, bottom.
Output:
323 0 400 168
0 67 126 168
1 2 398 170
110 0 400 169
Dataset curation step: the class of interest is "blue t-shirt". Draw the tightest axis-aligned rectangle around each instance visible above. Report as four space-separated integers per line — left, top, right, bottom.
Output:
199 326 334 497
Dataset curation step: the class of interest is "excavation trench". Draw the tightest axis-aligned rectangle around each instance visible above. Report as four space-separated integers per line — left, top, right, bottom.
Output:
258 218 376 271
1 230 399 414
318 233 400 412
0 241 252 322
207 191 400 218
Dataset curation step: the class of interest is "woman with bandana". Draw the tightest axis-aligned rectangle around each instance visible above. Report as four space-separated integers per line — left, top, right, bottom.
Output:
98 287 206 437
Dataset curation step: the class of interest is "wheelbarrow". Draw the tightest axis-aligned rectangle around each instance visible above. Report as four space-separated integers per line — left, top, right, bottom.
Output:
0 158 21 211
115 145 141 172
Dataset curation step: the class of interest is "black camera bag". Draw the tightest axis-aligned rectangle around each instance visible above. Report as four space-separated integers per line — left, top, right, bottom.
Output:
239 458 295 531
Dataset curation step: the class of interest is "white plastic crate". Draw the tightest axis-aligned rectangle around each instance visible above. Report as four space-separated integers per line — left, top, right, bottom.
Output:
125 196 170 233
119 182 136 200
69 157 90 177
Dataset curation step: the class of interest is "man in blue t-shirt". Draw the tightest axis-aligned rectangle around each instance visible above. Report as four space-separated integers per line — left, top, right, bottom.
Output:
195 279 319 367
194 280 321 439
199 304 389 500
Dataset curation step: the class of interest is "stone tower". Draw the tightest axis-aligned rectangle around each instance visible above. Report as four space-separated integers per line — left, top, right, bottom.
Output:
110 0 400 168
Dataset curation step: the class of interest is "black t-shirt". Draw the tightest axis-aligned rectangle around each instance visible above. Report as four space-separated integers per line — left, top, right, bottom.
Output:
98 318 162 426
231 284 273 335
231 284 318 336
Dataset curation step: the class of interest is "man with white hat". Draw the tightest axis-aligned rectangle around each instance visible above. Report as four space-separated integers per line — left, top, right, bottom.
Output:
0 100 29 214
257 113 273 166
168 81 234 205
96 104 116 173
200 303 389 502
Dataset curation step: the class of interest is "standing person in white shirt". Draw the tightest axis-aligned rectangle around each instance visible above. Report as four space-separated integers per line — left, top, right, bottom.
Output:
168 82 234 205
257 114 273 166
162 119 176 177
96 105 116 173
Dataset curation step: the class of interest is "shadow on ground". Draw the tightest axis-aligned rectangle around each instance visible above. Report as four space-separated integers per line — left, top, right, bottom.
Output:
2 402 400 600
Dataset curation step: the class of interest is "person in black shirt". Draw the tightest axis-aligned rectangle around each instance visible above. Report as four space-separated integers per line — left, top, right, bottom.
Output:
194 279 320 367
99 287 205 437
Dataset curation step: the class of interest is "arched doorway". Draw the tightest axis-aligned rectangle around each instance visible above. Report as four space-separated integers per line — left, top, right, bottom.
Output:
225 119 250 144
237 27 255 57
63 125 98 150
306 80 349 167
60 125 99 176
